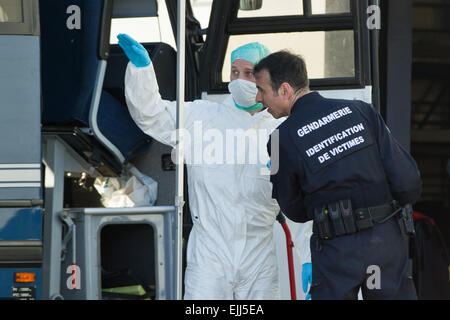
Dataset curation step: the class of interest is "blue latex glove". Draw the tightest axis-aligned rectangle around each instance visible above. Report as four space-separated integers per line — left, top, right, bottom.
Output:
302 263 312 300
117 33 151 68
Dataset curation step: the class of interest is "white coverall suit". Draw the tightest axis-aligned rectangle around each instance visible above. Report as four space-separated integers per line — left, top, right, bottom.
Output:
124 61 312 300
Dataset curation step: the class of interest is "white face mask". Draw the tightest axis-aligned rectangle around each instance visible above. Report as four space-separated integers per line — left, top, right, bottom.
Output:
228 79 263 111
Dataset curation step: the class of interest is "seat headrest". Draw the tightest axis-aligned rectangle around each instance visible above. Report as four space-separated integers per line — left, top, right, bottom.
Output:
40 0 105 124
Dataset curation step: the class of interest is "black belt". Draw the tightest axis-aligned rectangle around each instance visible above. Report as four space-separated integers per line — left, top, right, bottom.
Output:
313 201 401 240
353 203 400 230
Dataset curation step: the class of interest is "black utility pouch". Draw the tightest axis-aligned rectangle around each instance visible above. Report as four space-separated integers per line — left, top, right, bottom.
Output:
397 204 415 236
354 209 374 231
328 202 346 237
314 205 333 240
340 199 357 234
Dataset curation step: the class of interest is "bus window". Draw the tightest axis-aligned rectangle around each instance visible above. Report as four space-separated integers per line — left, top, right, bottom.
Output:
203 0 366 93
237 0 351 18
191 0 213 30
311 0 351 15
222 30 355 82
0 0 37 35
0 0 23 23
109 0 176 49
238 0 304 18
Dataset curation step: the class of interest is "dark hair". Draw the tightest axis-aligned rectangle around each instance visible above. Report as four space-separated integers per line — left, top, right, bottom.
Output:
254 50 309 94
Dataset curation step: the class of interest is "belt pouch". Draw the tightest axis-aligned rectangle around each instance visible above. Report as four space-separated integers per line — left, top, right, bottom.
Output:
328 202 346 236
354 209 374 231
314 205 333 240
340 199 357 234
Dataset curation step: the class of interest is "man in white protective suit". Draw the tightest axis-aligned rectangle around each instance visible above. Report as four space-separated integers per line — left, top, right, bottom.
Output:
117 33 312 300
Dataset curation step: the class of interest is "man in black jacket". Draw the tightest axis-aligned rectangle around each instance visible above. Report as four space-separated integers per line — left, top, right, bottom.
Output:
254 51 422 300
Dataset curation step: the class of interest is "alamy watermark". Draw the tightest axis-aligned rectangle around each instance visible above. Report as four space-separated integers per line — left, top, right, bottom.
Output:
66 5 81 30
170 121 280 175
66 4 381 31
367 5 381 30
366 265 381 290
66 264 81 290
67 4 381 31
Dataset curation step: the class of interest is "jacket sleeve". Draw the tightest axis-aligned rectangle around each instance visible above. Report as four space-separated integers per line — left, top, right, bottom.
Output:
124 62 204 147
367 103 422 206
268 133 308 223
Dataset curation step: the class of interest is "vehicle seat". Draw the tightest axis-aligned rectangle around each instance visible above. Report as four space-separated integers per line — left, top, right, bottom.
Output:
40 0 175 174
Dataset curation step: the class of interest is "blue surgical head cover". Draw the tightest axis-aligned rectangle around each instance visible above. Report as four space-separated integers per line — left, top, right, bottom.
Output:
231 42 271 65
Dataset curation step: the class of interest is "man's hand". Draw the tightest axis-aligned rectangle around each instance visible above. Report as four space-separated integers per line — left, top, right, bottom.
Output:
302 262 312 300
117 33 151 68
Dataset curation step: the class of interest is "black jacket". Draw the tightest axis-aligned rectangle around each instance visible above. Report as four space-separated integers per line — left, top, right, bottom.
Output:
268 92 422 223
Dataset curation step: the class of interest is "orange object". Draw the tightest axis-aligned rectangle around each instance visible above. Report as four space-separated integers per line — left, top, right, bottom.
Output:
14 272 36 283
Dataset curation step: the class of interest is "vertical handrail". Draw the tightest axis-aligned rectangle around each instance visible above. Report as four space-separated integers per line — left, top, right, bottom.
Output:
88 60 126 165
370 0 381 113
175 0 186 300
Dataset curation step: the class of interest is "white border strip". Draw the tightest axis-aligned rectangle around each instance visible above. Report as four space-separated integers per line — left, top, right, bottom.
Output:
0 163 41 169
0 183 41 188
0 169 40 182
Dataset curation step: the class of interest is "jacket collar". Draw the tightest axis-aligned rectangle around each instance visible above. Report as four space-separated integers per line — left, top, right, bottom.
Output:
290 91 322 115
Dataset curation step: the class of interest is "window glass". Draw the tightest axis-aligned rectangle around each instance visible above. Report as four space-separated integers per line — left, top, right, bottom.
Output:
0 0 23 23
237 0 303 18
109 0 176 49
311 0 351 15
222 31 355 82
191 0 213 29
191 0 213 41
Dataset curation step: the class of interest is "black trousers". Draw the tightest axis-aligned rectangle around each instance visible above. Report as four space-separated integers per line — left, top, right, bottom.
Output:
310 217 417 300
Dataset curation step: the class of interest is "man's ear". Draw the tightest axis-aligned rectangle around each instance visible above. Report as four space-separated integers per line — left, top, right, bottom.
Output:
280 82 292 99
